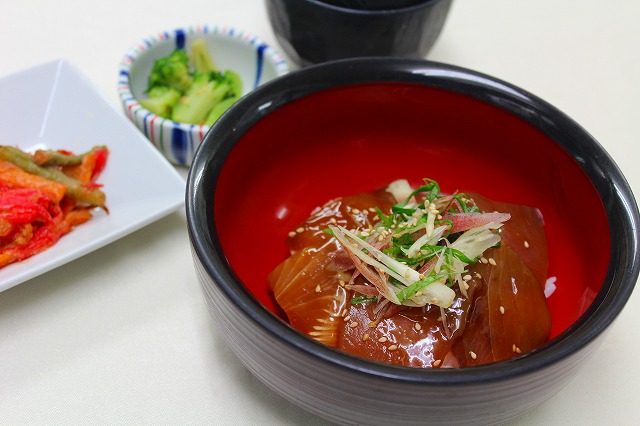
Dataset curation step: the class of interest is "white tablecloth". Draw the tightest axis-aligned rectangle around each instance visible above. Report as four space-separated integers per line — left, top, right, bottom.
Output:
1 1 638 424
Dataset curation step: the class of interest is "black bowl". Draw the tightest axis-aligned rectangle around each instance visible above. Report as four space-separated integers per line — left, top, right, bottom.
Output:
265 0 453 66
186 58 639 425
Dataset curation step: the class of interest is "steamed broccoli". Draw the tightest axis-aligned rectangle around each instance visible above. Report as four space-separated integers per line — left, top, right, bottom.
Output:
140 40 243 125
190 39 218 74
204 95 238 126
139 86 181 117
224 70 242 98
172 72 233 124
147 49 193 93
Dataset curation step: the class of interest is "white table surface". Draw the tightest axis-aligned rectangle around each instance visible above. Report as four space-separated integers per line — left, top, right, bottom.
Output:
1 0 639 424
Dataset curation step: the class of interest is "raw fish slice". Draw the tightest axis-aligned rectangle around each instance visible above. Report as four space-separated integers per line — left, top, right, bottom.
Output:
268 242 352 347
468 192 549 287
338 278 481 368
287 188 396 252
269 183 551 368
453 242 551 366
268 243 311 291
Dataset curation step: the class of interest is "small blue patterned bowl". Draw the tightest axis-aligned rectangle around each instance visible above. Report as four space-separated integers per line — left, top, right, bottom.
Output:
118 25 289 166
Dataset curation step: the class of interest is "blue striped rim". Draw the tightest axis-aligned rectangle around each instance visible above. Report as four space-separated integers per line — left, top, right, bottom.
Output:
254 44 267 89
188 124 196 161
175 29 186 49
171 125 187 165
142 112 153 140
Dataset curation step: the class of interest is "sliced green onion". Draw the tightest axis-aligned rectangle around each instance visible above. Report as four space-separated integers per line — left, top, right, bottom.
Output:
351 295 378 304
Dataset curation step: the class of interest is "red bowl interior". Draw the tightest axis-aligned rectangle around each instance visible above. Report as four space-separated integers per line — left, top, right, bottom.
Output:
215 82 610 339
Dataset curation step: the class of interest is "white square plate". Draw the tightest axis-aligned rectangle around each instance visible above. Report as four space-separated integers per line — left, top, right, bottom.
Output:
0 60 186 292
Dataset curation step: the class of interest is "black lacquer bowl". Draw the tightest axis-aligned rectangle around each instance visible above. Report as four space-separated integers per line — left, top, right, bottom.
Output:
265 0 452 66
186 58 639 425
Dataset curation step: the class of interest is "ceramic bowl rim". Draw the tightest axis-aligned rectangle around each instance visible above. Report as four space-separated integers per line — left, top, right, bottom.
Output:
186 57 639 385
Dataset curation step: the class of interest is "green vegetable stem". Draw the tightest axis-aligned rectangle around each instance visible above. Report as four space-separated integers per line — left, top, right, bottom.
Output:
0 146 106 209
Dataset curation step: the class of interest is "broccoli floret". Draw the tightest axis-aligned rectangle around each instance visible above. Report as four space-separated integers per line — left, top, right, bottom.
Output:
200 71 243 125
172 72 232 124
142 41 244 125
223 70 243 98
190 39 218 73
204 96 238 126
147 49 192 93
139 86 181 118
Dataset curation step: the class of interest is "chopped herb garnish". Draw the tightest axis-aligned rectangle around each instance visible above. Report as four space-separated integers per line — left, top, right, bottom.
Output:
351 295 379 305
328 178 510 310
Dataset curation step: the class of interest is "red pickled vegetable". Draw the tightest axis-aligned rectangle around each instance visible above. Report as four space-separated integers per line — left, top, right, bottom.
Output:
0 146 109 269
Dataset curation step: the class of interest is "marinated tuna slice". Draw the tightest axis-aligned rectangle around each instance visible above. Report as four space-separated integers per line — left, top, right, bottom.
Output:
452 242 552 366
270 185 398 347
287 187 397 252
268 241 352 347
338 276 482 368
467 192 549 287
269 178 551 368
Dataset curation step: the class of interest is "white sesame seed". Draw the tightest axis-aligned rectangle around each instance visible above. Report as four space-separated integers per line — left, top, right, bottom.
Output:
480 257 488 264
329 217 337 224
388 345 398 351
351 208 360 214
524 240 530 248
288 231 297 238
470 351 477 360
414 323 422 331
463 274 472 281
488 258 497 266
344 315 351 322
362 333 370 341
499 306 505 314
349 321 358 328
433 359 442 367
378 336 388 343
315 284 321 293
